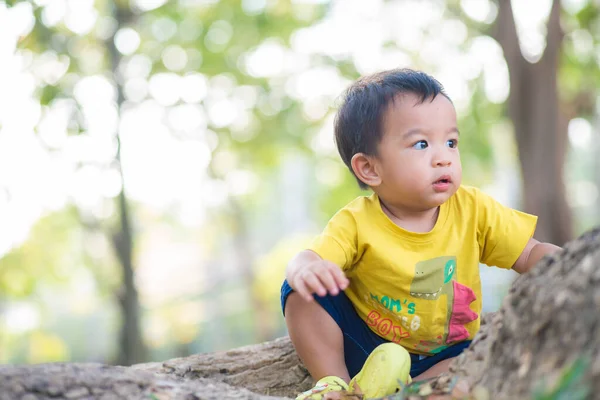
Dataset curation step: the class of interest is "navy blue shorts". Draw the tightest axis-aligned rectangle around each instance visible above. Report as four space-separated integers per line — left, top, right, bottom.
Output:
280 280 471 377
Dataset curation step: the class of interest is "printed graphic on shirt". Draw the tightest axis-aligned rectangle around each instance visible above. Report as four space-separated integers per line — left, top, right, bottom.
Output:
365 309 412 343
409 256 478 354
363 292 421 344
368 293 416 314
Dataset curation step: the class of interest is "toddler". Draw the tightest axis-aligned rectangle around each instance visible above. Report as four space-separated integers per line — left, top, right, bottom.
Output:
281 69 561 399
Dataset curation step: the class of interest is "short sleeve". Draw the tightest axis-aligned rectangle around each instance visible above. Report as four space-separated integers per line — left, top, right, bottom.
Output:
476 189 538 269
308 208 357 271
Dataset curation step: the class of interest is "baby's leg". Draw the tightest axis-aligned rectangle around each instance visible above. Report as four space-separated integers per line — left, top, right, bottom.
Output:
409 340 472 381
413 357 455 381
285 292 351 383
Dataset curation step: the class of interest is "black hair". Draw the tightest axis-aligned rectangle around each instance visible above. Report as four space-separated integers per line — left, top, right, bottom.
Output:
333 68 451 189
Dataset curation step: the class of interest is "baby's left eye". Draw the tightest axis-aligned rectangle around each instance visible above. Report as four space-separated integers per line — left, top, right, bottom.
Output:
446 139 458 148
413 140 428 150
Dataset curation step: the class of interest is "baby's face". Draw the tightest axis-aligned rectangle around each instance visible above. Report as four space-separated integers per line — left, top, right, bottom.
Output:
372 93 462 211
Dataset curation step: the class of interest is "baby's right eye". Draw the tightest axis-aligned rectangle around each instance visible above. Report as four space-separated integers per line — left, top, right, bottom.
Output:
412 140 428 150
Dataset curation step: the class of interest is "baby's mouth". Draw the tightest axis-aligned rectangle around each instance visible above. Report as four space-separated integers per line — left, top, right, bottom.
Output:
433 176 452 184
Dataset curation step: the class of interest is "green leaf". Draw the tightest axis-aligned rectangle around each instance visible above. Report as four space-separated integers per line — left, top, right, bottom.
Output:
39 85 61 106
533 356 591 400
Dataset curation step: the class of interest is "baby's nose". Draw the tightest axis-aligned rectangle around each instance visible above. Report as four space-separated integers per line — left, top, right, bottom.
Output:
434 158 451 167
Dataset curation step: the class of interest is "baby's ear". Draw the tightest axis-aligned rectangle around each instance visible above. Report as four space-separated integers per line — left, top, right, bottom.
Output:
351 153 381 187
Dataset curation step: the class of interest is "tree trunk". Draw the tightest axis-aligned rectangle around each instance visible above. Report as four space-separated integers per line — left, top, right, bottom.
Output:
0 337 311 400
493 0 572 245
454 227 600 399
2 227 599 399
106 1 147 365
229 198 274 344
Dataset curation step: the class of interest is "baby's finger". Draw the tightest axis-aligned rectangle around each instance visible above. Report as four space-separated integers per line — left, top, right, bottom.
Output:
293 279 313 302
326 262 349 290
319 268 341 296
304 272 328 297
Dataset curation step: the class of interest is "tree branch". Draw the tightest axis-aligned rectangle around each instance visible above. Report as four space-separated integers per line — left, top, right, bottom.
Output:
492 0 525 69
542 0 564 64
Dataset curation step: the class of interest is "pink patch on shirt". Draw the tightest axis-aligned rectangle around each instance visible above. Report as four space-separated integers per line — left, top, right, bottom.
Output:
446 280 478 344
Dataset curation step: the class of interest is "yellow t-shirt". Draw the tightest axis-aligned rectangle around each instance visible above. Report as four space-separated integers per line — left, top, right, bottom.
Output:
309 185 537 356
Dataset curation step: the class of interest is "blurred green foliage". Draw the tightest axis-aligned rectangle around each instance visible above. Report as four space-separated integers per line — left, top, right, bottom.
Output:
0 0 599 365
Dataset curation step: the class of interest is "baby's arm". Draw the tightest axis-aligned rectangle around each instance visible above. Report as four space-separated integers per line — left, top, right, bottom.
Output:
511 238 561 274
286 250 349 302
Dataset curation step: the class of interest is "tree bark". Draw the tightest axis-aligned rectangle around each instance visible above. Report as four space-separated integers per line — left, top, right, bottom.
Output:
458 227 600 399
0 337 311 400
493 0 572 245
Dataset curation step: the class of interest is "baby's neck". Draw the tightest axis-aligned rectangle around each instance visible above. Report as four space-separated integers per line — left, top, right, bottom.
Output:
379 200 440 233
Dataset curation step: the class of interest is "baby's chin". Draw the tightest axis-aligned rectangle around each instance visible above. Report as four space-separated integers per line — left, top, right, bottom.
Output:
380 184 459 209
427 185 459 205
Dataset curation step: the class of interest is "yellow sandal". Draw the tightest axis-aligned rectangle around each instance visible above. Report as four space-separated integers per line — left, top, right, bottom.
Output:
295 343 411 400
349 342 412 398
296 376 349 400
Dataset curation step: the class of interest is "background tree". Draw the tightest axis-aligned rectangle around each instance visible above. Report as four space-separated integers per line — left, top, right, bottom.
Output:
494 0 571 245
104 0 147 365
451 0 600 245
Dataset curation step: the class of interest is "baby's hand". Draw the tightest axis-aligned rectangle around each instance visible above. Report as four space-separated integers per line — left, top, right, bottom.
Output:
289 259 349 302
